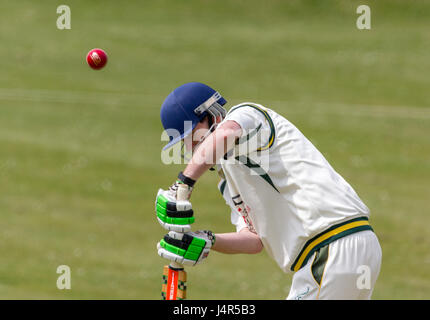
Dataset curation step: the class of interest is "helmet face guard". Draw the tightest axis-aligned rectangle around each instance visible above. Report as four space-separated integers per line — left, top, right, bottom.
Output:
160 83 227 151
193 92 227 119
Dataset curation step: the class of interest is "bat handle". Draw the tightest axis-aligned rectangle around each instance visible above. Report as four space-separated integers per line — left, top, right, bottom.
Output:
169 261 184 269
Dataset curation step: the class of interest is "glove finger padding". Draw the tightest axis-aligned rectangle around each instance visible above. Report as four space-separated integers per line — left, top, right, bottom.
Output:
157 231 215 266
155 189 194 232
157 244 196 266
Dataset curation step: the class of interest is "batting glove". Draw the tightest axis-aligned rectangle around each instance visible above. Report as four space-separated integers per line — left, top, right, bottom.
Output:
155 172 195 232
155 188 194 232
157 230 216 266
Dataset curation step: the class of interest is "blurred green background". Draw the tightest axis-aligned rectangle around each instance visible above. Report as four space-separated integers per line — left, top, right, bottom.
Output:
0 0 429 299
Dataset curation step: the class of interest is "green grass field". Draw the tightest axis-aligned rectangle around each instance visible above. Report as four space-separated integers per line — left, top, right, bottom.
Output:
0 0 429 299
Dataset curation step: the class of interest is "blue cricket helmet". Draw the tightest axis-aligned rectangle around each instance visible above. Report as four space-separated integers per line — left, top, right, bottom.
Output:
160 82 227 150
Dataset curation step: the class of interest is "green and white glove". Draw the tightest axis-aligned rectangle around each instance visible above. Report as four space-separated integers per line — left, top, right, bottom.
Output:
155 182 194 233
157 230 216 266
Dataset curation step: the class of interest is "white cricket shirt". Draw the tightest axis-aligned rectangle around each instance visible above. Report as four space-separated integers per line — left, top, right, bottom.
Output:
216 102 370 273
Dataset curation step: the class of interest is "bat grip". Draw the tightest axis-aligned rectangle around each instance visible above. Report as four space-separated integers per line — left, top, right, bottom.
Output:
169 261 184 269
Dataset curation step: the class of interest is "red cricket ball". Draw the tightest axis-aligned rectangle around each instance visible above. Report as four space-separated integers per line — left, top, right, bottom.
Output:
86 48 108 70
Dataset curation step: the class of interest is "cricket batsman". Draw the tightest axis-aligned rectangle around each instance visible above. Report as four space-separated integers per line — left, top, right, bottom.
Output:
155 82 382 299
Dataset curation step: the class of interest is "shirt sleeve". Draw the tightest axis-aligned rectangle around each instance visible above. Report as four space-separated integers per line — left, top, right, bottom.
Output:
222 104 273 154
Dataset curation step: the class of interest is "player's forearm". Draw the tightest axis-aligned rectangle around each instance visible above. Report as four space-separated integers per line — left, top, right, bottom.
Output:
183 120 241 181
212 229 263 254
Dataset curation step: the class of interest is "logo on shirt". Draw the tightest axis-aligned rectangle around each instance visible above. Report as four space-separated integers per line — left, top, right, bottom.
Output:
232 194 256 233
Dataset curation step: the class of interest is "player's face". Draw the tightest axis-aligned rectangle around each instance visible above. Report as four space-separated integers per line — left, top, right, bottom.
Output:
192 117 210 149
182 117 210 154
181 115 224 161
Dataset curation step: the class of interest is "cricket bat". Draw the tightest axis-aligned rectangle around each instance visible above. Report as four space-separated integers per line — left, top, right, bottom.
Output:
161 184 189 300
162 261 187 300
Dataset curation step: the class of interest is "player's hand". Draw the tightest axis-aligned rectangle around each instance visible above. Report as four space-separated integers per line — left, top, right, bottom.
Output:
157 230 216 266
155 187 194 233
169 172 194 200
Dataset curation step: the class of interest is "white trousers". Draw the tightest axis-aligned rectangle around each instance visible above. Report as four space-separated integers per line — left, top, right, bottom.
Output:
287 230 382 300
